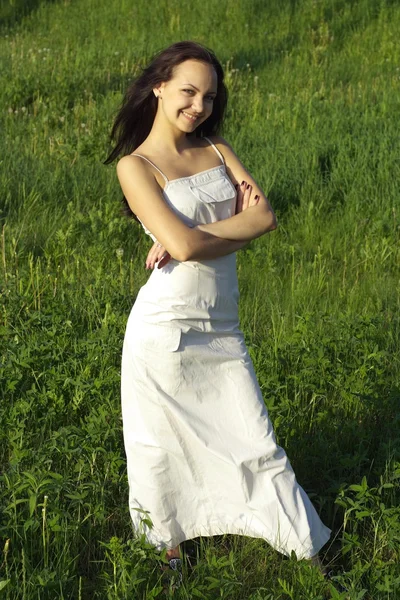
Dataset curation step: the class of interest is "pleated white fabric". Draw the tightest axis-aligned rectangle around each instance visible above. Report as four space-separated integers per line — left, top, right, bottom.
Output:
121 138 331 558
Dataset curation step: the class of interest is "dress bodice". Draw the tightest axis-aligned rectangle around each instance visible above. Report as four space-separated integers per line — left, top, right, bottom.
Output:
133 138 237 242
129 138 240 333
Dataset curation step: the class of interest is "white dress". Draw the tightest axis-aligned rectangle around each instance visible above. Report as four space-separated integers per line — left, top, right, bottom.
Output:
121 137 331 559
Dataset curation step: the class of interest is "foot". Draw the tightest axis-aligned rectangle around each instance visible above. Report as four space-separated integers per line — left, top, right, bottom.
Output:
166 544 181 560
161 553 183 592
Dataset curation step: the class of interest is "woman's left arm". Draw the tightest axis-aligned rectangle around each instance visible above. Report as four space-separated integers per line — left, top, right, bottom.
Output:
195 136 277 241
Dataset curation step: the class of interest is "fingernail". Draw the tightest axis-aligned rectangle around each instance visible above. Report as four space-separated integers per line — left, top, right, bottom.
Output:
255 194 259 199
241 180 245 185
246 183 251 189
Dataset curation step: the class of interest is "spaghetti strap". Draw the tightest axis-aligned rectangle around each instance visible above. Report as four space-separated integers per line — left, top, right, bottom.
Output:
131 154 169 184
203 136 225 165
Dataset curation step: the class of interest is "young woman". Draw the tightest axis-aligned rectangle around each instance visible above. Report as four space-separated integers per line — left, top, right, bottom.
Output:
105 41 331 585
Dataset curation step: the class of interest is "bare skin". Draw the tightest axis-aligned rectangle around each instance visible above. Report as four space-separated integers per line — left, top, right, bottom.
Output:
116 59 277 265
146 178 259 269
166 545 181 560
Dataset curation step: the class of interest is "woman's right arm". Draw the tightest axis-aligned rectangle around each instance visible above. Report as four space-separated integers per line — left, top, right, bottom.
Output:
117 155 249 261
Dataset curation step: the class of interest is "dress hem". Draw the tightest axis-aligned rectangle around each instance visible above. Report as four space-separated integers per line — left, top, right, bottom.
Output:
134 518 332 561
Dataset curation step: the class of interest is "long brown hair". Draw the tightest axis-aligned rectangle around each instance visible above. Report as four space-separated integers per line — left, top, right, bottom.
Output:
104 41 228 219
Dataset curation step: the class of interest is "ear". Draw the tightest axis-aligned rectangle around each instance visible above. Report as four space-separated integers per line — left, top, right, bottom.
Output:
153 84 164 99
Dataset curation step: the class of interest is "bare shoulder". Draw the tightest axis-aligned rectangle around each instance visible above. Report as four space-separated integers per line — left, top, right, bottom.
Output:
208 134 233 151
116 153 149 177
207 135 263 195
207 135 239 162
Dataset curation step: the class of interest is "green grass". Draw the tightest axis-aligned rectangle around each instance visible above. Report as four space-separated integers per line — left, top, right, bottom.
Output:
1 0 400 597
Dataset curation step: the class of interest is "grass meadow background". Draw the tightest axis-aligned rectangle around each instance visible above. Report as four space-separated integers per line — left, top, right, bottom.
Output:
1 0 400 597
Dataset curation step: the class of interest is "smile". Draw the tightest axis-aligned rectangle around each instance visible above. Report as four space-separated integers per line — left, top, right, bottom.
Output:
181 111 198 122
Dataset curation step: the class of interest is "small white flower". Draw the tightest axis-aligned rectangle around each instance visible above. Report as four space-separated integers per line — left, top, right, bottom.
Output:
8 107 13 114
80 122 86 128
116 248 124 257
21 106 26 112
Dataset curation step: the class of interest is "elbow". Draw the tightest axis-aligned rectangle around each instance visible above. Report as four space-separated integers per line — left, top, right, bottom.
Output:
177 244 196 262
170 239 193 263
262 211 278 234
269 216 278 231
174 249 190 262
172 227 204 262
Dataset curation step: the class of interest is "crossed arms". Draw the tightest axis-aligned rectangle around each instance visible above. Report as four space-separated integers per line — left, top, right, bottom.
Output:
116 136 277 265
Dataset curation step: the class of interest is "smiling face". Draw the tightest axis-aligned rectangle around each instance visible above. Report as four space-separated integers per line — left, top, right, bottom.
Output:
154 59 218 132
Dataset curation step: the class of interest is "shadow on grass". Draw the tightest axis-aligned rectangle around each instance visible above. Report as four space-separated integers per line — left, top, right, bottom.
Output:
0 0 59 30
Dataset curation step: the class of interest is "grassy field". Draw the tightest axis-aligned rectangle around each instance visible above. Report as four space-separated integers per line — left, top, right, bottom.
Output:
1 0 400 597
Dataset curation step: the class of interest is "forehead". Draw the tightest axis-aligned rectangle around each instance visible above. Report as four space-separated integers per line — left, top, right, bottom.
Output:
172 60 218 91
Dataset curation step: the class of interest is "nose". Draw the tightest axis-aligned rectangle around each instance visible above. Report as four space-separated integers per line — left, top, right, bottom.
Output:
191 95 204 115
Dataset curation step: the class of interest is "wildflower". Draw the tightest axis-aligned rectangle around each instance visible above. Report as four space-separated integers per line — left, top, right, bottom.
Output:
116 248 124 258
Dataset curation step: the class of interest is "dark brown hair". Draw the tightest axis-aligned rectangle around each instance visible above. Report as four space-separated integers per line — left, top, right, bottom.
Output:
104 41 228 219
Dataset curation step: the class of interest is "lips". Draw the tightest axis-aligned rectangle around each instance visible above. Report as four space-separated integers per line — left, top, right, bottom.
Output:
181 110 198 122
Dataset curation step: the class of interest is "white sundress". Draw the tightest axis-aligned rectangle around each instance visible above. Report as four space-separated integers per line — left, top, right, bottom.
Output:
120 137 331 558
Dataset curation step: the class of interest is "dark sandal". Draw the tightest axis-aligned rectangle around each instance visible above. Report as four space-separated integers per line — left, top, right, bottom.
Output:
325 569 350 594
161 557 183 592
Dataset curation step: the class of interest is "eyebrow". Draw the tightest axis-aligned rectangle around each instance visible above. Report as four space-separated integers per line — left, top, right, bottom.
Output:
182 83 217 95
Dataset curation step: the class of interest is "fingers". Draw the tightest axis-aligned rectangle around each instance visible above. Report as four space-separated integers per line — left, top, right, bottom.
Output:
157 252 171 269
146 242 171 269
235 183 243 214
236 180 259 212
242 181 252 210
145 242 157 269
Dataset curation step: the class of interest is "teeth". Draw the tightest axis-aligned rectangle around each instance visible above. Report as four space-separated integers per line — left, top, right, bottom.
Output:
182 111 197 121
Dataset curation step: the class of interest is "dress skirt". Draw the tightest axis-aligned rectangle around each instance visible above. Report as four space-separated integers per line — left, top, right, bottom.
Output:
121 316 331 559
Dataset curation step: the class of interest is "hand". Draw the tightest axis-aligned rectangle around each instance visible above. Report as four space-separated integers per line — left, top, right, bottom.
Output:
145 241 171 270
235 180 260 215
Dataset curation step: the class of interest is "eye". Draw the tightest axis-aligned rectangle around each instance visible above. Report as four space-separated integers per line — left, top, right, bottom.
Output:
182 89 215 101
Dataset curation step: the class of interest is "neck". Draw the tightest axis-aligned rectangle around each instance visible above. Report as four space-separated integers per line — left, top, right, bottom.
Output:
146 108 196 156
